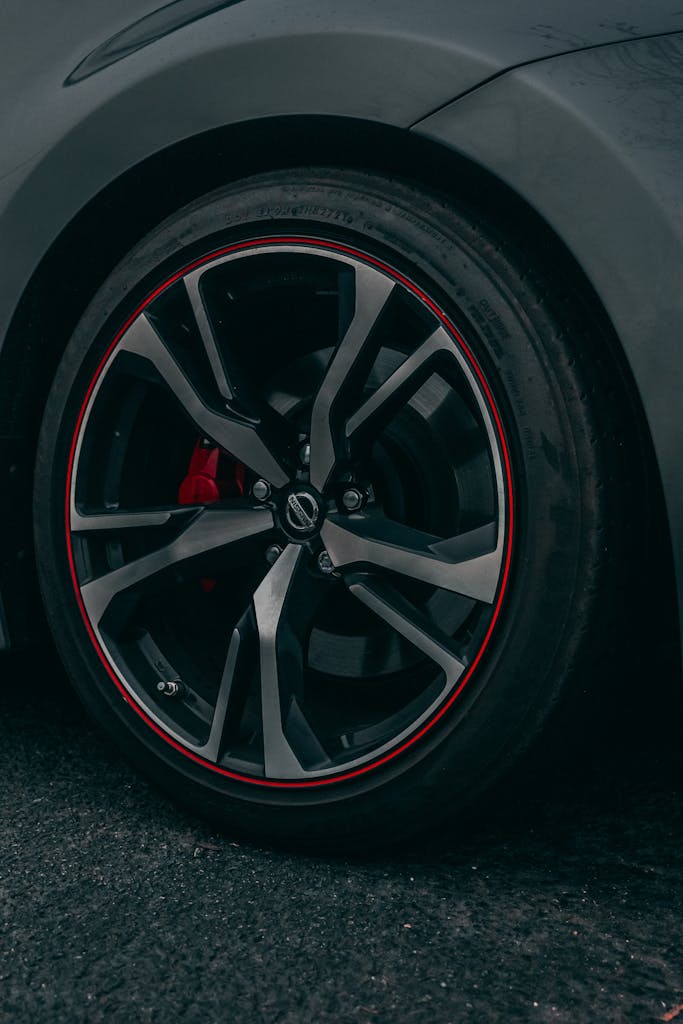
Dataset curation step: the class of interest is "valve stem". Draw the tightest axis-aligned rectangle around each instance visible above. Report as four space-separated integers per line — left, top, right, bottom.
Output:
157 680 184 698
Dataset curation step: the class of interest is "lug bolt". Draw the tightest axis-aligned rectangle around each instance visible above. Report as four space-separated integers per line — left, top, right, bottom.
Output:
157 680 183 698
299 442 311 467
341 487 364 512
252 479 271 502
317 550 335 575
265 544 283 565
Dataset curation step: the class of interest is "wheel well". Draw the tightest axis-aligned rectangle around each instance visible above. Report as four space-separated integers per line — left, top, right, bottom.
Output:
1 113 676 660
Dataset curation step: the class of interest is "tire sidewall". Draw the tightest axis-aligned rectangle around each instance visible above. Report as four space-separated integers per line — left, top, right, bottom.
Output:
34 170 599 843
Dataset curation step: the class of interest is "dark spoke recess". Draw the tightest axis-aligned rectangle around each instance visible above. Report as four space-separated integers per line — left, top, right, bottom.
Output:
67 241 510 783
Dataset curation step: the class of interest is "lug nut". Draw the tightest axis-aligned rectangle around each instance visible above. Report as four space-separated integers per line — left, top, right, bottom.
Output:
341 487 364 511
157 680 183 698
317 550 335 575
299 442 311 467
265 544 283 565
252 479 271 502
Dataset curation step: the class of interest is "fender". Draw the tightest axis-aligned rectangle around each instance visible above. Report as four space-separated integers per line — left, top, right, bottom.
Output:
414 32 683 651
2 0 683 352
2 2 683 648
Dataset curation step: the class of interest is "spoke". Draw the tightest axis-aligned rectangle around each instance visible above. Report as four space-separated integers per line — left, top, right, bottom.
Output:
309 263 395 490
320 516 502 604
194 616 255 763
183 272 234 404
118 315 289 487
347 577 466 683
201 629 240 761
253 544 330 779
345 327 453 449
70 506 198 533
184 272 300 459
80 506 274 627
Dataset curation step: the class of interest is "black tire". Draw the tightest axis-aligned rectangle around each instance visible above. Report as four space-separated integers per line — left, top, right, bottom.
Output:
34 169 623 848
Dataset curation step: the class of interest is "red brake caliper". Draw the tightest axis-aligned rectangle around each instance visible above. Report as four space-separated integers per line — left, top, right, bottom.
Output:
178 439 246 592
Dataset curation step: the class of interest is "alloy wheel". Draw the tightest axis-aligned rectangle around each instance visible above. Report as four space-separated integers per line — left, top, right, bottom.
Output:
66 239 512 786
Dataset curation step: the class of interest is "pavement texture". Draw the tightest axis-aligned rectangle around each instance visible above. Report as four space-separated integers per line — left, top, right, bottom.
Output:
0 647 681 1024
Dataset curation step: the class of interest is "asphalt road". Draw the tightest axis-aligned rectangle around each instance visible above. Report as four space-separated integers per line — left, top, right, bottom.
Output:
0 648 681 1024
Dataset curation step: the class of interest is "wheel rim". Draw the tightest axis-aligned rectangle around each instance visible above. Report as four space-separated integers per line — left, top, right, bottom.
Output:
66 238 513 787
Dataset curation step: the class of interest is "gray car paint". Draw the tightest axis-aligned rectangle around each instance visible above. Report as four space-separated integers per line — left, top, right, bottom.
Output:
1 0 682 650
3 0 683 355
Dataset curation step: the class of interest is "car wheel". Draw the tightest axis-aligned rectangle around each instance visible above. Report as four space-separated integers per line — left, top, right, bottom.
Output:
34 169 623 847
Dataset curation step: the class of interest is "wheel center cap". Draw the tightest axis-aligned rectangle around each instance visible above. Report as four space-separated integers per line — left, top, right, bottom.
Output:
284 490 321 533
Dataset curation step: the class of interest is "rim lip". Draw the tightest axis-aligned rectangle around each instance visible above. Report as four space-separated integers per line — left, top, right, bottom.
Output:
64 235 515 790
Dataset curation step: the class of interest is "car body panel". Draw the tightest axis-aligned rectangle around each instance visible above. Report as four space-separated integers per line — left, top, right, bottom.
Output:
414 32 683 649
0 1 682 651
3 0 683 354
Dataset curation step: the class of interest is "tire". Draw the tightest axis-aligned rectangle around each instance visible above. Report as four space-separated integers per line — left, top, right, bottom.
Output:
34 168 623 848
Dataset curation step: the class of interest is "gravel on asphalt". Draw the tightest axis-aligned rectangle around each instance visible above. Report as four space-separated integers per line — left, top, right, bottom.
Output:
0 648 681 1024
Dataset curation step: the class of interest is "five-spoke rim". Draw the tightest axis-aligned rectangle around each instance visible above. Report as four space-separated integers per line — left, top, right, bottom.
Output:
65 238 514 787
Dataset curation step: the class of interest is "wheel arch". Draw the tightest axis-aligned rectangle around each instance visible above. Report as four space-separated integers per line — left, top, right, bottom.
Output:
0 113 676 672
